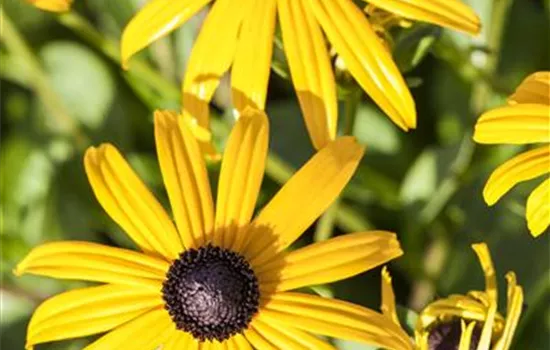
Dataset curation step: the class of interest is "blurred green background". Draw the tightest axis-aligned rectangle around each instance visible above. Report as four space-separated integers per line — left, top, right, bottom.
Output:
1 0 549 349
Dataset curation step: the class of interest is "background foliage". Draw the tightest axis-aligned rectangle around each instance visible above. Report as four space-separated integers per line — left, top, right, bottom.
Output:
1 0 549 348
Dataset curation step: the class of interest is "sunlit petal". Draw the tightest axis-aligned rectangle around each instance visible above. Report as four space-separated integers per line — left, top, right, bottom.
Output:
161 330 198 350
85 144 182 259
493 273 524 350
25 0 72 12
381 267 400 325
457 321 477 350
526 177 550 237
508 71 550 105
278 0 337 149
249 317 335 349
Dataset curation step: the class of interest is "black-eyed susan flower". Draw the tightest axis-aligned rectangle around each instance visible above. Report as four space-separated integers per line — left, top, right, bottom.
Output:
23 0 72 12
119 0 480 150
474 71 550 237
380 242 523 350
16 108 410 349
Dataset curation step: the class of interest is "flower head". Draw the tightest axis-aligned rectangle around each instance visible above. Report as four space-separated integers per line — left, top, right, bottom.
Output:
16 108 408 349
474 71 550 237
121 0 480 149
380 243 523 350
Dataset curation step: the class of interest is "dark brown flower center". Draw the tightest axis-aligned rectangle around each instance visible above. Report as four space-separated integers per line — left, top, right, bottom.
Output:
428 319 482 350
162 245 260 342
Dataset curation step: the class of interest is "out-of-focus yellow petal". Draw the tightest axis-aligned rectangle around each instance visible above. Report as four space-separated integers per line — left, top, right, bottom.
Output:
259 292 414 350
309 0 416 131
15 241 167 289
493 273 523 350
256 231 402 292
162 330 199 350
243 137 364 267
26 284 162 348
121 0 212 68
457 321 477 350
381 267 400 325
508 71 550 106
278 0 337 149
84 144 182 259
250 318 335 350
154 110 215 249
85 307 173 350
25 0 72 12
214 109 269 249
182 0 250 127
471 243 498 350
526 177 550 237
231 0 276 111
365 0 480 35
473 104 550 144
482 146 550 205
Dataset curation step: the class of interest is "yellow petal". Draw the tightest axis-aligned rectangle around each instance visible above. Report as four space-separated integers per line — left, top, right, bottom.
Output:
244 137 364 266
182 0 250 127
278 0 337 149
260 292 414 349
225 334 252 350
121 0 212 68
365 0 480 35
256 231 403 292
15 241 167 289
231 0 276 111
482 145 550 205
85 144 182 259
249 317 335 350
309 0 416 131
473 104 550 144
381 267 400 325
493 272 523 350
458 321 477 350
214 109 269 249
85 307 173 350
526 177 550 237
508 71 550 106
162 330 199 350
26 284 162 348
25 0 72 11
243 326 277 350
155 110 215 249
471 243 498 350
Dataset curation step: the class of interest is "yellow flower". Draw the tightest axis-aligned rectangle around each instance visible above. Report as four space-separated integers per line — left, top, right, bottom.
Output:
16 108 409 349
474 71 550 237
23 0 72 12
380 243 523 350
121 0 480 149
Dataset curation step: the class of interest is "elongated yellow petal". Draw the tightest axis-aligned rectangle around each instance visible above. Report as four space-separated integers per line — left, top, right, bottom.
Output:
309 0 416 131
257 231 402 292
458 321 477 350
214 109 269 249
25 0 72 11
508 71 550 106
259 293 414 350
162 330 198 350
483 146 550 205
85 144 182 259
493 272 523 350
244 327 277 350
526 177 550 237
182 0 250 127
473 104 550 144
225 334 252 350
278 0 337 149
381 267 400 325
231 0 276 111
250 318 335 350
243 137 364 266
365 0 480 35
15 241 167 289
155 110 215 249
471 243 498 350
85 307 173 350
121 0 212 68
26 284 162 348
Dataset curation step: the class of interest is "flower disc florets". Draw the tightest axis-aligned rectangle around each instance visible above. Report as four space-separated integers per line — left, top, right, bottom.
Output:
428 319 482 350
162 244 260 342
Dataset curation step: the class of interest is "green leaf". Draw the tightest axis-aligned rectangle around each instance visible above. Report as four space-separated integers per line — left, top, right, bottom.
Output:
353 104 402 155
40 42 115 130
399 148 437 205
393 24 441 73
